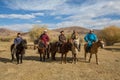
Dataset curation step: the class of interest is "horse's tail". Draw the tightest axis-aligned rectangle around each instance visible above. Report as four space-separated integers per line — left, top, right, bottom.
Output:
10 44 15 52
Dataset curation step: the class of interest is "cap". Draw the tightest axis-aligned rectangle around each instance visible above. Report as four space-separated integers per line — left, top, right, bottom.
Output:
44 30 47 32
60 30 64 33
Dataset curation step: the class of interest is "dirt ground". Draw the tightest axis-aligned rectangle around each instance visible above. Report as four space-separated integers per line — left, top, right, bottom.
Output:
0 42 120 80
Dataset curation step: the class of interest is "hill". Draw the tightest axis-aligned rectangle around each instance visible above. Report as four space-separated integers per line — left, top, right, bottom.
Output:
0 28 18 36
53 26 100 34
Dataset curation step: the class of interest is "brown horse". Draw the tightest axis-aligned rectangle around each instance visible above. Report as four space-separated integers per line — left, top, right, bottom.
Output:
49 39 72 64
33 39 50 61
36 41 46 61
84 40 104 64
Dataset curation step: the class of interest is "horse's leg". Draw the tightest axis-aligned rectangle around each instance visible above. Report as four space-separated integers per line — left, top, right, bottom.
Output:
47 50 49 59
52 52 56 60
84 52 87 61
16 53 19 64
20 54 23 63
43 52 46 62
89 53 92 63
11 48 15 62
74 54 77 64
40 53 42 61
72 54 74 64
47 47 50 59
51 52 54 60
61 53 63 64
95 53 98 65
65 53 67 64
11 53 14 62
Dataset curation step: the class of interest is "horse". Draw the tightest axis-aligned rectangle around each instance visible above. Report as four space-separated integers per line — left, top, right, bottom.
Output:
34 39 50 61
84 40 104 64
49 39 72 64
70 38 81 64
10 39 27 64
37 41 46 61
49 41 59 60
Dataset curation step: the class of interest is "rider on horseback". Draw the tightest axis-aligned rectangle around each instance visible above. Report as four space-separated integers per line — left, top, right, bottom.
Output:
12 33 23 54
84 29 98 52
71 30 80 51
58 30 66 52
39 30 50 48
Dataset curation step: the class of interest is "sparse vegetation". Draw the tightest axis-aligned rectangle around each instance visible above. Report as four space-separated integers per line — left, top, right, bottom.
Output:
0 36 14 42
29 24 48 41
98 26 120 46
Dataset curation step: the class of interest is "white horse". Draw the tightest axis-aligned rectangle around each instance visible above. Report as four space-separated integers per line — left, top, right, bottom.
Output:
70 37 81 64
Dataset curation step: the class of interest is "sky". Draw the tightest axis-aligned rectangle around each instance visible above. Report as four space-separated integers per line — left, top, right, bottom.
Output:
0 0 120 32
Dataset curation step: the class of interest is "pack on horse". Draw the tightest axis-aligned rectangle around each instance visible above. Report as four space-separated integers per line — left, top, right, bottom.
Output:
84 40 104 64
10 39 27 64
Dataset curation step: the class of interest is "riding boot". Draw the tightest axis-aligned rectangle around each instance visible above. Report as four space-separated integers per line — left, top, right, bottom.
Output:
86 46 90 53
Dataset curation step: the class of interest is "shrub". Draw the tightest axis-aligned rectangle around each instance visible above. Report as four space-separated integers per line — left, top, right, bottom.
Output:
98 26 120 46
29 24 48 41
0 37 14 42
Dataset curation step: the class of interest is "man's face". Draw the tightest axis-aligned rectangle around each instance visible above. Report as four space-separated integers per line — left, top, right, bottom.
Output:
18 34 21 37
61 32 64 34
44 31 47 34
89 31 93 34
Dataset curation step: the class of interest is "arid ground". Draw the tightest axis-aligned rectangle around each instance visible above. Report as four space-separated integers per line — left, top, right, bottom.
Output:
0 42 120 80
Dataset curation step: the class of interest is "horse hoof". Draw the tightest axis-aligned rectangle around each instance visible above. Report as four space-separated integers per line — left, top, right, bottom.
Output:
17 63 19 64
96 63 99 65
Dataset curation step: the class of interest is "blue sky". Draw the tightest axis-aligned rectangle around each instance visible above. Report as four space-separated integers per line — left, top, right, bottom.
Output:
0 0 120 32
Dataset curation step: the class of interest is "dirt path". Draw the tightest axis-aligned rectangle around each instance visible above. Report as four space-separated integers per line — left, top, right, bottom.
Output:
0 43 120 80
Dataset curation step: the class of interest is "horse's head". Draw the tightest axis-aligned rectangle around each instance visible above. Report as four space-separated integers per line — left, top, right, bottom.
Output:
34 39 39 45
66 38 73 50
21 39 27 49
97 39 104 48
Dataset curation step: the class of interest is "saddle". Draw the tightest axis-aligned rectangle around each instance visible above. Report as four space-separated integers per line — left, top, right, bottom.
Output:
38 41 46 48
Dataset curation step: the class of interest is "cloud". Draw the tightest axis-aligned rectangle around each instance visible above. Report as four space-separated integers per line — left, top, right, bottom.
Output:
1 0 120 30
0 23 55 32
0 12 44 19
0 14 35 19
3 0 67 11
32 12 44 16
0 24 33 32
35 20 41 23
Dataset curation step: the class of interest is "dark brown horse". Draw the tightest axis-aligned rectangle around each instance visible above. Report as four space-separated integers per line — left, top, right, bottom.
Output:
49 39 72 64
84 40 104 64
10 39 27 64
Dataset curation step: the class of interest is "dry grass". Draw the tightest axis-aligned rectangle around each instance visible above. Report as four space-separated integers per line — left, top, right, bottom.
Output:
0 42 120 80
